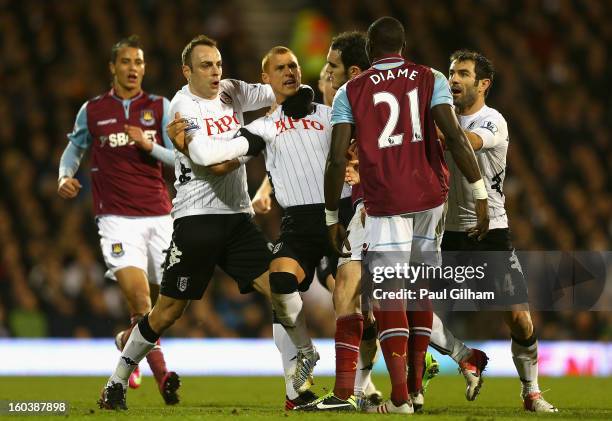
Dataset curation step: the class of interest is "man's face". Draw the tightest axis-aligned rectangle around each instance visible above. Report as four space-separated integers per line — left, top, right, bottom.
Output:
326 48 348 90
184 45 222 99
449 59 482 110
262 52 301 103
110 47 145 92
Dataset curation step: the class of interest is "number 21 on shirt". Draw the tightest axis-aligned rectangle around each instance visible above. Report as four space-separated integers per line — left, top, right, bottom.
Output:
373 88 422 149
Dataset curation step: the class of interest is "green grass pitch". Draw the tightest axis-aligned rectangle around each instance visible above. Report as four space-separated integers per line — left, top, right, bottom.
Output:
1 375 610 420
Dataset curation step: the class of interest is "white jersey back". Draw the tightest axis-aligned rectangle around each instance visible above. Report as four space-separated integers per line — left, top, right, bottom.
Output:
169 80 274 218
445 105 509 231
246 104 332 208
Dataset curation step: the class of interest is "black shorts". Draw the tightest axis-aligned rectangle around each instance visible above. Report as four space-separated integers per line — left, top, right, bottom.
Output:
441 229 528 308
161 213 272 300
272 204 334 292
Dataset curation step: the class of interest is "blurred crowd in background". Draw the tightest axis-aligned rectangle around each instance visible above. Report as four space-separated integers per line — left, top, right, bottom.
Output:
0 0 610 340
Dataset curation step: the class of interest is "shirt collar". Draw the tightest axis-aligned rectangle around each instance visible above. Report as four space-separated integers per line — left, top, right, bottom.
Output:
372 54 405 70
109 88 143 103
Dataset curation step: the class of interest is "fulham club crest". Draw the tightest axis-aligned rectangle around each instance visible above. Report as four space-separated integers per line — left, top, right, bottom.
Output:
177 277 189 292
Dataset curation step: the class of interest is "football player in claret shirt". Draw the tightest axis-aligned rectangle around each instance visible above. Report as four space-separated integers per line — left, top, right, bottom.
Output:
58 35 180 405
325 17 489 414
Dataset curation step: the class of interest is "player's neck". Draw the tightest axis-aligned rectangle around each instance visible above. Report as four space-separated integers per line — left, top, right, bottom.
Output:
188 83 217 101
112 84 141 100
457 97 486 116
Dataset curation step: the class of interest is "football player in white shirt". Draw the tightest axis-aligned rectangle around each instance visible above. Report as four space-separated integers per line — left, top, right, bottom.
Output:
99 35 304 411
436 50 557 412
239 46 337 405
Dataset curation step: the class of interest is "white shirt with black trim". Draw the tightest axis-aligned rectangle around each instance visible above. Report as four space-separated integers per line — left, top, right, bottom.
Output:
169 80 274 218
445 104 509 231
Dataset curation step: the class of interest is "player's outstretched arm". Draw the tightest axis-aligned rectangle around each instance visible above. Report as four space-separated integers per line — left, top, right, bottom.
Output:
325 123 353 257
433 103 489 240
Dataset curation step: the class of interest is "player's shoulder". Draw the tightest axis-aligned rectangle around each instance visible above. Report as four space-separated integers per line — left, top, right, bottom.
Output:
314 102 331 114
169 85 196 109
87 90 111 106
313 102 332 121
144 92 168 105
480 105 507 125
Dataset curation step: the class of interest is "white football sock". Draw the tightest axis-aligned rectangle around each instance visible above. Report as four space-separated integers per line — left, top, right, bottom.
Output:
511 337 540 396
107 324 155 387
273 322 299 400
272 291 312 351
354 338 378 395
430 313 471 363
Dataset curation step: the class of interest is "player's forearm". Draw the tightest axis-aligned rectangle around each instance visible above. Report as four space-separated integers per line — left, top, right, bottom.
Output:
207 159 241 175
325 124 353 210
255 176 273 197
58 142 86 180
150 142 175 166
188 134 249 166
465 131 484 151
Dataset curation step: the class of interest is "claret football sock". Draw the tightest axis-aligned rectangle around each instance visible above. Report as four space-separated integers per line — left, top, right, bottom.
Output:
333 313 364 400
375 310 409 406
146 340 168 385
407 311 432 393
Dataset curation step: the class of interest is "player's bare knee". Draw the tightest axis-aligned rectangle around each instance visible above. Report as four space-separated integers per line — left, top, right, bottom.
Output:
269 257 305 282
506 310 533 340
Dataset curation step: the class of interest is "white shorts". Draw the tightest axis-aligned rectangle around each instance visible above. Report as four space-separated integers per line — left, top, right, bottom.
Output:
97 214 173 285
364 203 445 267
338 201 366 267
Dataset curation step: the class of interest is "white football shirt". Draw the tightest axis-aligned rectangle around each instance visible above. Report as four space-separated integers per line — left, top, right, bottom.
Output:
445 104 509 231
245 103 332 208
169 80 274 218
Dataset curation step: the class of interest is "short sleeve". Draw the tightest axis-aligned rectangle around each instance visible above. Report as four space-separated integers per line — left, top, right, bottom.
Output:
471 116 508 150
331 84 354 126
430 69 453 108
67 102 92 149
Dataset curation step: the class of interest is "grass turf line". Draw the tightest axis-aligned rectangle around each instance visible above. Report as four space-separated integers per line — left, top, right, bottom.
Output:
0 375 610 420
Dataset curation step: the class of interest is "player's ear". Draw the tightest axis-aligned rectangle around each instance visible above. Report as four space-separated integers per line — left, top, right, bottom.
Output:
348 65 361 78
109 61 115 77
261 72 270 84
479 78 491 94
182 65 191 82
